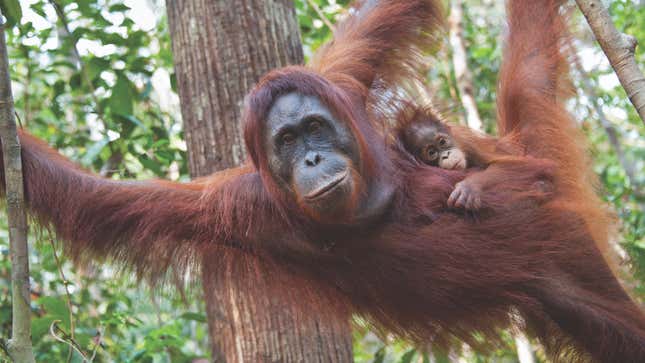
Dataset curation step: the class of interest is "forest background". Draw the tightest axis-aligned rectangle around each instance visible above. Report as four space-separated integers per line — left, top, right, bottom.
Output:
0 0 643 362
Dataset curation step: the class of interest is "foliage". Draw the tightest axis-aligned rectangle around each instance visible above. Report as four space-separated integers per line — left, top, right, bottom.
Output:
0 0 206 361
599 0 645 296
0 0 642 362
295 0 350 61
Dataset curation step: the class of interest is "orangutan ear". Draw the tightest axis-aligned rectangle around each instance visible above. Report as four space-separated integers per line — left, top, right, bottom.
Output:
308 0 445 94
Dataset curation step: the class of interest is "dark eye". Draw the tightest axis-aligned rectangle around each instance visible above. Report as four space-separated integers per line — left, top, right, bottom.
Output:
280 132 296 145
438 137 446 146
308 119 322 133
425 147 438 160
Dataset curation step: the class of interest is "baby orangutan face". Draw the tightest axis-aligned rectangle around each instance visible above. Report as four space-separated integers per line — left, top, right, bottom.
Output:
402 122 467 170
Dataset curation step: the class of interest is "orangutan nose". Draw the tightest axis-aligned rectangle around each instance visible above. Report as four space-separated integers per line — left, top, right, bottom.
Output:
305 151 322 167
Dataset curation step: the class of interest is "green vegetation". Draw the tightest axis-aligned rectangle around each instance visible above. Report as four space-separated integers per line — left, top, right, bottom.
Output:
0 0 642 361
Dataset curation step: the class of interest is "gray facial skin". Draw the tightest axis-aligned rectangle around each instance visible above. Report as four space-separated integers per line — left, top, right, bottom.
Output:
265 92 361 220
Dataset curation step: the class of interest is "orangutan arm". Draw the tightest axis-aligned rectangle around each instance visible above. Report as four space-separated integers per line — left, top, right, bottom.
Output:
447 155 555 210
0 131 280 280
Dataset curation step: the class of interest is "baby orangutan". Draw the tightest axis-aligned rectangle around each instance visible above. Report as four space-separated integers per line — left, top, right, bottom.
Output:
396 106 555 211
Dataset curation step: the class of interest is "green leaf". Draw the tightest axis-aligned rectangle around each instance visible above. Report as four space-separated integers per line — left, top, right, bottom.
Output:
170 73 177 92
433 350 451 363
81 137 111 165
180 312 207 323
151 139 170 148
87 57 110 81
400 349 416 363
108 4 130 12
372 347 386 363
634 240 645 251
36 297 70 330
31 317 51 339
74 332 93 349
38 296 68 319
29 2 46 19
120 114 148 131
69 72 83 90
138 154 163 175
115 114 147 139
108 74 134 116
0 0 22 27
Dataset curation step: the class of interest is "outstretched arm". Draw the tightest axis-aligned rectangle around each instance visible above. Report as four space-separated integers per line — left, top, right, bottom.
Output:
0 131 279 280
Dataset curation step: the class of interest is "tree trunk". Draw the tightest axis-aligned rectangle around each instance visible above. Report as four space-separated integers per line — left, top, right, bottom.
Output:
166 1 353 362
0 14 36 363
448 0 483 131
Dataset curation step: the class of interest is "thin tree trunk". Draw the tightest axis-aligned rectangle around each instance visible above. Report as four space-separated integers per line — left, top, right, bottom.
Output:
448 0 483 131
576 0 645 125
0 15 36 363
450 3 535 362
513 333 535 363
166 1 353 361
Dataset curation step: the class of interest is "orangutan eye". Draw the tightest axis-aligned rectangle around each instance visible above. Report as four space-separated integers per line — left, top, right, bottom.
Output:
308 119 322 134
438 137 446 146
280 132 296 145
426 148 438 160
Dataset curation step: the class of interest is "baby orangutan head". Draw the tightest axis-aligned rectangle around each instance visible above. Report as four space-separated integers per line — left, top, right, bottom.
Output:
399 116 467 170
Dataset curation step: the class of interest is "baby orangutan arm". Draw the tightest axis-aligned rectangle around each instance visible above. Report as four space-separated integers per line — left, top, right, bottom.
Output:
447 155 556 210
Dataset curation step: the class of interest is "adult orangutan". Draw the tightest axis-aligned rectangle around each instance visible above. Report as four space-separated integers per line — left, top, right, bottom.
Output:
1 0 644 362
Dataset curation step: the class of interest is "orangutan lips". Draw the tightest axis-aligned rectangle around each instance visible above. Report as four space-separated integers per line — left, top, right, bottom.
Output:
305 170 348 200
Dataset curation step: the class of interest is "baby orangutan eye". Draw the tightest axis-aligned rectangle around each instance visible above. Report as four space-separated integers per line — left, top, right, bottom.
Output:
426 148 438 160
438 137 446 146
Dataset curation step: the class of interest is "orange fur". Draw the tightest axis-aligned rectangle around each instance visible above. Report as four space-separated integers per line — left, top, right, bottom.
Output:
0 1 642 362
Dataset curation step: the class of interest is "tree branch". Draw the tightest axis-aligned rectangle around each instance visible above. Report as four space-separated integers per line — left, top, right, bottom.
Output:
576 0 645 125
306 0 335 31
448 0 483 131
49 321 88 361
0 12 36 363
46 226 77 362
569 44 642 196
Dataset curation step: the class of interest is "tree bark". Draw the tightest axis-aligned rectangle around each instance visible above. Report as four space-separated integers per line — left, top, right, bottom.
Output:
576 0 645 125
0 15 36 363
166 1 353 362
448 0 483 131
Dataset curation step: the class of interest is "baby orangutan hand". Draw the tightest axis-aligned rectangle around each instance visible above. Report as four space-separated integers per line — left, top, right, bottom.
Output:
447 179 482 211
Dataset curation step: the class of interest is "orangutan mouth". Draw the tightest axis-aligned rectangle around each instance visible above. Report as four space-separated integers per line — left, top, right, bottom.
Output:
451 159 466 170
305 171 348 200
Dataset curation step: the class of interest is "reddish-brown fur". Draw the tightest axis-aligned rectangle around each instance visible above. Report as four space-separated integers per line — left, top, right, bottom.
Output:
393 104 557 209
1 1 643 362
